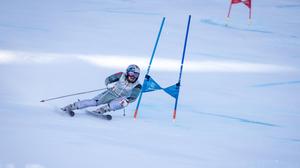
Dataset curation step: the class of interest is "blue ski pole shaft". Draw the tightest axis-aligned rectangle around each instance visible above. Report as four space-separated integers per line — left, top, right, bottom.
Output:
173 15 192 121
134 17 165 120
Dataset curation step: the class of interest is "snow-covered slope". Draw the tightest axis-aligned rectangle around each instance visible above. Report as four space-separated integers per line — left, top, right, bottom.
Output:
1 0 300 167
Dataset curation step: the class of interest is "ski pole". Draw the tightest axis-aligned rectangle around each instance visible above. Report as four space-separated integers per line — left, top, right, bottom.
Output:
123 108 126 116
40 88 108 102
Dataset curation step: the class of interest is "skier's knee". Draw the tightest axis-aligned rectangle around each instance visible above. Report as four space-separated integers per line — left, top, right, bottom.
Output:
109 98 127 111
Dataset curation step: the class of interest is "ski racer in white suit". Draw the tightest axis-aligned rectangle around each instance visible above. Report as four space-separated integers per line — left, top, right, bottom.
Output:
62 64 142 114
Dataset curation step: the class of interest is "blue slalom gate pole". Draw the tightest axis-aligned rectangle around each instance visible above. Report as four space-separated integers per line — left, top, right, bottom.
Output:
134 17 166 120
173 15 192 121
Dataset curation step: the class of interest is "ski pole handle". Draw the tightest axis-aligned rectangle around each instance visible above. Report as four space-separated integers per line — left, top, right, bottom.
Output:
40 88 108 102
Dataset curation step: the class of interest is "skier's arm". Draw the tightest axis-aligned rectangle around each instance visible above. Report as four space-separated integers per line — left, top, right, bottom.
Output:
105 72 123 86
127 84 142 103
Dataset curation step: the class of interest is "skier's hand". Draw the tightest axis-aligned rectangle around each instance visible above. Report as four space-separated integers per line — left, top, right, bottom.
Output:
120 98 129 107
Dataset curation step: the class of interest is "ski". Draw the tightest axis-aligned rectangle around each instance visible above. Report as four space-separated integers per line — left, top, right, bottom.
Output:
85 110 112 121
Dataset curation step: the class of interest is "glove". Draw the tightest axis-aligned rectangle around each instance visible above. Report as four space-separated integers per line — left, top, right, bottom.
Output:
120 98 129 107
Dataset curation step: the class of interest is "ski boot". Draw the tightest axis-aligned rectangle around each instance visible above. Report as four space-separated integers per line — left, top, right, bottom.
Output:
94 105 111 114
91 105 112 120
61 104 76 117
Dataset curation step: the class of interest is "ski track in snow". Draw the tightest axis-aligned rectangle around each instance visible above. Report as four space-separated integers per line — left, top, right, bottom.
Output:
276 4 300 8
252 80 300 87
200 19 273 34
64 8 161 16
195 111 279 127
0 23 49 32
200 19 298 39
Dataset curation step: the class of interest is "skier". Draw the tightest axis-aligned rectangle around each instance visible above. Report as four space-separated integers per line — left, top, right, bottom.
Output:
62 64 142 116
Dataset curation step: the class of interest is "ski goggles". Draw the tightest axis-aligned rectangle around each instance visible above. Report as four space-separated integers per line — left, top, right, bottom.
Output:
127 71 139 79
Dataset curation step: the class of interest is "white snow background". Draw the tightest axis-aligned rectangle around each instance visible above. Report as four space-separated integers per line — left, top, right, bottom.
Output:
0 0 300 167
